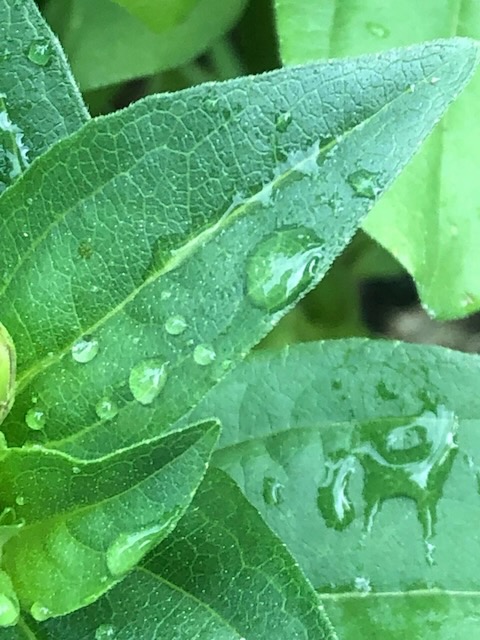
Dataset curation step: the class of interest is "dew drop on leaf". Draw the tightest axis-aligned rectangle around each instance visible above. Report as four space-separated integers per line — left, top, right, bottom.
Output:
0 593 19 627
15 496 24 506
30 602 51 621
347 169 380 199
95 624 116 639
353 576 371 594
25 407 45 431
27 39 54 66
263 476 284 506
71 336 99 364
165 314 187 336
106 523 170 577
95 397 118 421
246 227 324 312
129 359 168 405
366 21 390 38
275 110 293 133
193 344 216 366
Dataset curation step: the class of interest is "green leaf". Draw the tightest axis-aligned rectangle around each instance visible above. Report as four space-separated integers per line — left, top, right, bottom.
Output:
1 40 475 460
0 0 88 189
0 420 219 620
38 468 337 639
47 0 247 90
112 0 197 32
189 339 480 638
275 0 480 319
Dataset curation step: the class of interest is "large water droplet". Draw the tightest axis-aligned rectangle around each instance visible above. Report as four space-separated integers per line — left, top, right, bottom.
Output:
106 522 171 577
193 344 216 366
95 624 116 639
275 110 293 133
263 476 284 506
317 456 356 530
0 593 19 627
366 21 390 38
318 406 457 547
165 314 187 336
347 169 380 199
25 407 45 431
95 397 118 421
27 39 54 66
246 227 324 312
129 359 168 405
0 322 15 426
71 336 99 364
30 602 51 621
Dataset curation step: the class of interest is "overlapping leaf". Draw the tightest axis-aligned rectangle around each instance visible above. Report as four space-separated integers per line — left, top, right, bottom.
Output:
188 339 480 639
38 469 337 640
0 420 218 620
0 39 476 461
275 0 480 319
45 0 247 90
0 0 88 190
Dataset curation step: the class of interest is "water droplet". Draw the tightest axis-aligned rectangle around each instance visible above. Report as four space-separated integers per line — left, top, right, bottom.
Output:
347 169 380 199
30 602 51 621
95 397 118 421
317 456 356 530
71 336 99 364
0 593 19 627
430 77 440 85
129 359 168 405
366 21 389 38
15 496 25 506
246 227 324 312
95 624 116 639
72 466 80 474
160 291 172 301
25 407 45 431
354 576 371 594
193 344 216 366
27 40 54 66
0 322 15 426
165 314 187 336
275 110 293 133
106 522 172 577
263 477 284 506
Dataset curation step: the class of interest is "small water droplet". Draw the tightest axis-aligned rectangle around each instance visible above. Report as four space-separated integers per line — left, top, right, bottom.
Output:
246 227 324 312
95 397 118 421
95 624 116 639
160 291 172 301
25 407 45 431
27 39 54 66
347 169 380 199
30 602 51 621
366 21 389 38
15 496 25 506
71 336 99 364
354 576 371 594
193 344 216 366
0 593 19 627
275 110 293 133
430 77 440 85
106 521 173 577
72 466 80 474
129 359 168 405
263 476 284 506
165 314 187 336
317 456 356 530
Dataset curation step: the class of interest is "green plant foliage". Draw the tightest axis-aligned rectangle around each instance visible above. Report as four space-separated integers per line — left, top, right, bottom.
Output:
1 0 479 636
39 469 337 640
112 0 197 32
45 0 247 90
189 339 480 639
275 0 480 319
0 0 88 190
1 39 470 461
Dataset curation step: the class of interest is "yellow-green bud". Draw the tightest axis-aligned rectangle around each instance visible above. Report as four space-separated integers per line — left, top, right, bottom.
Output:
0 323 15 426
